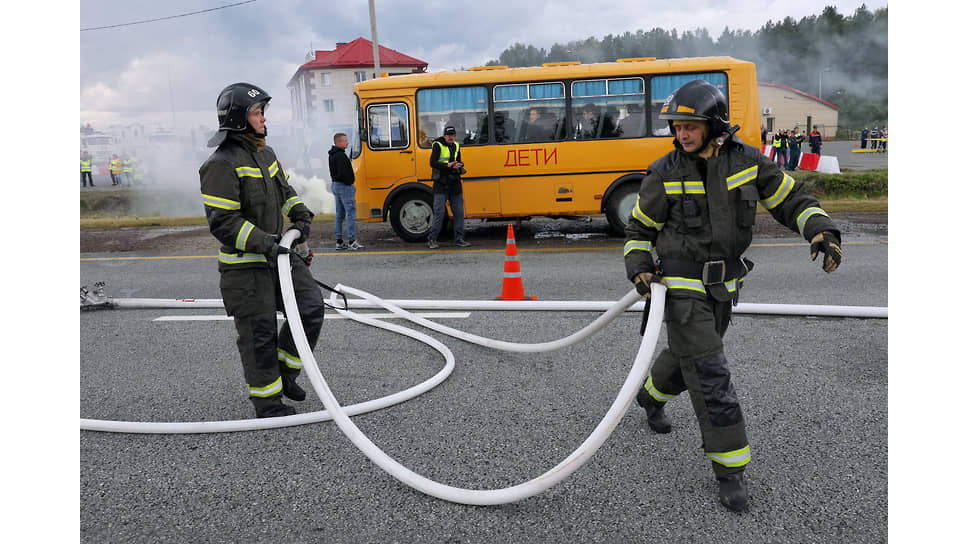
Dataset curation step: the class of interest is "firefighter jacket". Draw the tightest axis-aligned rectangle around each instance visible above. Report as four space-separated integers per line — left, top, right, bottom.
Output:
109 158 122 174
624 137 839 301
199 133 313 272
80 159 92 172
122 158 133 173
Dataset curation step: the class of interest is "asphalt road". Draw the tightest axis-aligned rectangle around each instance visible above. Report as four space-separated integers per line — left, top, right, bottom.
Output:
79 225 888 543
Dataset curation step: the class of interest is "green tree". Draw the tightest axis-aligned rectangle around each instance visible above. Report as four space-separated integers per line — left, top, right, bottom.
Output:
483 5 888 128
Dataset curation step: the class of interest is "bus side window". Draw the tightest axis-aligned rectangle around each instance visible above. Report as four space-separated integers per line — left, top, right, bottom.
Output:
494 111 514 143
617 103 646 138
474 113 488 144
600 106 620 138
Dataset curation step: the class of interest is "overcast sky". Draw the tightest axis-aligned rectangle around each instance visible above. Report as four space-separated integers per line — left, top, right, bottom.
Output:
78 0 888 132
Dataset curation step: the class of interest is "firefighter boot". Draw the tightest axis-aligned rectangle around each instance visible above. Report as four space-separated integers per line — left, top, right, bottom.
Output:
717 472 749 512
252 396 297 418
282 374 306 402
635 386 672 434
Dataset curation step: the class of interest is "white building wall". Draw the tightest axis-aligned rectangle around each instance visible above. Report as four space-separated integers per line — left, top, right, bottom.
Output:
758 85 839 140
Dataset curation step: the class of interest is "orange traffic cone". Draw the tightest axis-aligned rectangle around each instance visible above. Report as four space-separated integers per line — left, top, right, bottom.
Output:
496 224 536 301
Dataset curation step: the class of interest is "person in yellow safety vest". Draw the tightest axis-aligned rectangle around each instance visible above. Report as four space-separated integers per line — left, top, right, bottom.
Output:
80 151 95 187
199 82 324 419
122 154 134 186
426 125 470 249
109 154 123 186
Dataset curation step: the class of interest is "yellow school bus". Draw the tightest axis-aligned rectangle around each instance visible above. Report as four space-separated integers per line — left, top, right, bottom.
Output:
349 56 759 241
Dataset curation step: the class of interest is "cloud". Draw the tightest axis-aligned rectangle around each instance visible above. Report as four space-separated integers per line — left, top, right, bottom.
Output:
79 0 888 129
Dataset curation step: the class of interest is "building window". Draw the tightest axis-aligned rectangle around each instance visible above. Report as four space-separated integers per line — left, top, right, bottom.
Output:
321 72 332 86
355 71 367 83
323 99 335 113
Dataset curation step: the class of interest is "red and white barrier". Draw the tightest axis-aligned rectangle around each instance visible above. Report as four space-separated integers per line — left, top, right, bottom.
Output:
756 146 838 173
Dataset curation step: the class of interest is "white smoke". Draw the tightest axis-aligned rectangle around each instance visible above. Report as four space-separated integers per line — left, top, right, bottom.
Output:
287 174 336 215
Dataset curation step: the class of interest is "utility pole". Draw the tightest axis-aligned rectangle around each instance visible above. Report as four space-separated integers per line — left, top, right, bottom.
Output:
818 66 831 101
368 0 381 79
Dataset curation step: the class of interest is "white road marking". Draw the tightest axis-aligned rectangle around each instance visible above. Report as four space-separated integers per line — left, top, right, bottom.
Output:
154 312 471 322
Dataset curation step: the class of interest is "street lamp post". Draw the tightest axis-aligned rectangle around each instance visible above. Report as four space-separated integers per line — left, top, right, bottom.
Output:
819 66 831 100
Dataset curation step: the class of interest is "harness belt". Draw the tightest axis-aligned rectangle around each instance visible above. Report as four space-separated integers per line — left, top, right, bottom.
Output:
658 257 754 302
659 257 752 284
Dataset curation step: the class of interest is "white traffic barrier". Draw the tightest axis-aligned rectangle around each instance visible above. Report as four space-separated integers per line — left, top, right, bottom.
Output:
816 155 841 174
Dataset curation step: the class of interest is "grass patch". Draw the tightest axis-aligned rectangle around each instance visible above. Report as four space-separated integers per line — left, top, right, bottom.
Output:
796 169 888 199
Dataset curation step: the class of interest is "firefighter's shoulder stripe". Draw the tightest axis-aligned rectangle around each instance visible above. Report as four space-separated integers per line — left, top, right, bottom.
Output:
202 194 241 210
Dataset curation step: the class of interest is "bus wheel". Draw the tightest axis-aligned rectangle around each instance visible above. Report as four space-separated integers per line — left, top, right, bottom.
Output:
389 191 434 242
605 182 639 236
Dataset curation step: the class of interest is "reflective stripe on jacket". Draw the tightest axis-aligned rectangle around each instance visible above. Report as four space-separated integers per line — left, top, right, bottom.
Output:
199 134 313 272
623 137 838 299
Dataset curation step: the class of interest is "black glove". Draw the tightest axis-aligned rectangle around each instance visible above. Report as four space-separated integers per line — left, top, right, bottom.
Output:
633 272 663 298
266 243 289 259
290 221 311 244
809 231 842 273
264 234 289 259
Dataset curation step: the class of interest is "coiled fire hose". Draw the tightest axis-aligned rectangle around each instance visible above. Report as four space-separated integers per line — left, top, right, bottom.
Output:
275 230 667 505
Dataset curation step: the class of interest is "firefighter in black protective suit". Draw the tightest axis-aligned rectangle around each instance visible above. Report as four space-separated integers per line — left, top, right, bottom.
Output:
199 83 324 418
624 80 843 511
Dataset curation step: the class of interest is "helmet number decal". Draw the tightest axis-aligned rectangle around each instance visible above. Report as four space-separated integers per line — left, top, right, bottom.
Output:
247 89 261 98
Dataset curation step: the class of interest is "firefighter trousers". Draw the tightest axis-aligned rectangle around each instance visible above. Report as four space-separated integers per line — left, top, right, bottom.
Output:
644 294 750 478
219 256 324 402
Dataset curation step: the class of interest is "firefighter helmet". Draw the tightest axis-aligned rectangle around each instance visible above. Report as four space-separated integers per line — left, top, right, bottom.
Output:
658 79 730 140
208 82 272 147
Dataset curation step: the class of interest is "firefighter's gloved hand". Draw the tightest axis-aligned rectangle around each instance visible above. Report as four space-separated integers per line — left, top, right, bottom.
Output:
290 221 311 244
810 231 842 273
265 244 289 259
633 272 663 298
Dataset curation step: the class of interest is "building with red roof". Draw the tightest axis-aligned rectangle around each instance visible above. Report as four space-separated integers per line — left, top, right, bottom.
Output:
287 38 427 136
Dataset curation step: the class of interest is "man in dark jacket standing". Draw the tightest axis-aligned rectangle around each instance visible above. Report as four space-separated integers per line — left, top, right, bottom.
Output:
427 126 470 249
787 127 804 170
809 126 823 154
199 82 325 419
328 132 363 250
624 80 842 512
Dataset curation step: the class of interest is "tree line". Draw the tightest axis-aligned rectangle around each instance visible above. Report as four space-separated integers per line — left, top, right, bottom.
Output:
485 5 888 132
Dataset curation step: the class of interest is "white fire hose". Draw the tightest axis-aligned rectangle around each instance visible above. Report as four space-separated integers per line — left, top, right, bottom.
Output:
276 230 667 505
80 231 888 504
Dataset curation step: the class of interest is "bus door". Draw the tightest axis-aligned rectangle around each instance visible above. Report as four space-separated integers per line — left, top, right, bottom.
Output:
458 147 501 216
364 102 416 189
